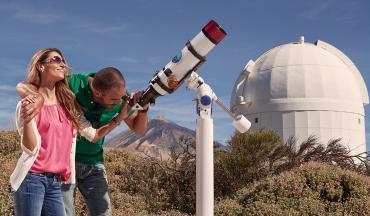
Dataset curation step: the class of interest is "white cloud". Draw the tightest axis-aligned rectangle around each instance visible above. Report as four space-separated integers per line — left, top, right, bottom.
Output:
3 3 62 25
0 110 16 130
0 58 28 77
148 93 236 139
0 85 15 92
79 23 129 34
0 94 19 109
300 0 361 23
14 11 61 25
301 0 334 20
0 92 19 129
0 110 14 118
0 2 130 34
115 56 139 64
151 104 196 123
113 56 166 67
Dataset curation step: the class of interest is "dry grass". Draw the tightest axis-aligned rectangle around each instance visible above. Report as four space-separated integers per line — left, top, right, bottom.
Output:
2 130 370 216
0 131 189 216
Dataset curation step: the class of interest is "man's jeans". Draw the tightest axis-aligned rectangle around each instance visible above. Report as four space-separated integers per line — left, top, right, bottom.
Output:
12 172 65 216
61 162 112 216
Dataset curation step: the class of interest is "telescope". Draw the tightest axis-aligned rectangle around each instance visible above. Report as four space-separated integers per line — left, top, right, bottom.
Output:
126 20 251 216
129 20 227 115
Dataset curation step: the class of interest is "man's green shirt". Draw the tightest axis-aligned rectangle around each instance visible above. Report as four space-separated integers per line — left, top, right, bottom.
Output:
67 73 126 164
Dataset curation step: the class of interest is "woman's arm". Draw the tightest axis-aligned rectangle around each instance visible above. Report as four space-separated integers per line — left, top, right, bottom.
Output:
16 101 37 152
22 121 37 152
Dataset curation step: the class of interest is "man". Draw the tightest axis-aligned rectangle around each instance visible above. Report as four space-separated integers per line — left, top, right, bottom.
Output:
17 67 149 216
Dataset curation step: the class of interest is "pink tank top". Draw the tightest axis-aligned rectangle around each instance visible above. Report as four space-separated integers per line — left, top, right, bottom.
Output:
29 104 73 181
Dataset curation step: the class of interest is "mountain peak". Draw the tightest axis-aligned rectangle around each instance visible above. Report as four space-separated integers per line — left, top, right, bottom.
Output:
105 117 222 158
152 115 171 123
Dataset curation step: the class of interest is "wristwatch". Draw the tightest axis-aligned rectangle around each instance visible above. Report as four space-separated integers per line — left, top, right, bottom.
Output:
139 107 149 113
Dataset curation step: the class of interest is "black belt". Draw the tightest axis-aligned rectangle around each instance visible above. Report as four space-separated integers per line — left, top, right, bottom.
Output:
29 172 60 178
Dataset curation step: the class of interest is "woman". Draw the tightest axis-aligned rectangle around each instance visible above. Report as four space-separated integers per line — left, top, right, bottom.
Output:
10 48 128 216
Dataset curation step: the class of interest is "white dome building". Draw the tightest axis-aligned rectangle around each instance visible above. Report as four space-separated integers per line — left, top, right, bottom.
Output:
230 38 369 155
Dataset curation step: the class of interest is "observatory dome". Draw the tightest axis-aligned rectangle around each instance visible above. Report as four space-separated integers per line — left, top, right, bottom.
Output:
231 38 368 154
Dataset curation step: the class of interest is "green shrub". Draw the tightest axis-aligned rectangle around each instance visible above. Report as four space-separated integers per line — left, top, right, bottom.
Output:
229 162 370 216
102 136 196 214
214 130 282 197
214 130 368 199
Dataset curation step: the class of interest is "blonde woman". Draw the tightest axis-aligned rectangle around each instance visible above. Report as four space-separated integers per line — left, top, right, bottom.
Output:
10 48 129 216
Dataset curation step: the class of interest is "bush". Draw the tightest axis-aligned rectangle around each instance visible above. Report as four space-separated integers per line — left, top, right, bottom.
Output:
0 130 20 156
229 162 370 215
214 130 369 199
0 131 20 216
0 131 194 215
214 198 243 216
214 130 282 197
103 136 196 214
2 130 370 215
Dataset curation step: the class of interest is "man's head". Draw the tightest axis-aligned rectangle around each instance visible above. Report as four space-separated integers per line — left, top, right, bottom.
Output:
91 67 127 109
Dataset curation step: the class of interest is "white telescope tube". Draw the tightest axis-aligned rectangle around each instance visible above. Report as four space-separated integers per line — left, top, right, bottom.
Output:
129 20 227 115
152 20 227 96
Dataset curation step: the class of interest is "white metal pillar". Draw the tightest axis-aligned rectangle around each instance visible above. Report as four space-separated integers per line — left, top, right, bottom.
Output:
196 117 214 216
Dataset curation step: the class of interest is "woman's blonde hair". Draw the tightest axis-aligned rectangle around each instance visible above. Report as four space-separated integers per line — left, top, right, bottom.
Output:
27 48 82 129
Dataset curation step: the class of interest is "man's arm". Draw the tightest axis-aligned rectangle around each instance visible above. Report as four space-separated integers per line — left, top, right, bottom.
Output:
16 81 38 98
122 76 177 135
16 82 44 124
125 110 148 135
91 118 124 143
122 91 148 135
79 100 133 143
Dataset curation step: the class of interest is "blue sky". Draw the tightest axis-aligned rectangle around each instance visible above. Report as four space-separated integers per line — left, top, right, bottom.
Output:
0 0 369 146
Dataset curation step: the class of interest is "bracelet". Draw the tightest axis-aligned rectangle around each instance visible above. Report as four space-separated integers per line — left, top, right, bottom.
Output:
139 107 149 113
112 117 121 126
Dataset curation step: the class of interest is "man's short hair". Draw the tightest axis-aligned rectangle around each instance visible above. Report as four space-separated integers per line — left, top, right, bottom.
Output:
92 67 125 92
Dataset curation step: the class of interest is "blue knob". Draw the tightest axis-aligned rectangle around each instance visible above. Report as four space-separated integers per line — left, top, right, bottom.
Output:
200 95 212 106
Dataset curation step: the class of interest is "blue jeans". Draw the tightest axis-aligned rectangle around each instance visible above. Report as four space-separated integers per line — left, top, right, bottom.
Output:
61 162 111 216
12 172 65 216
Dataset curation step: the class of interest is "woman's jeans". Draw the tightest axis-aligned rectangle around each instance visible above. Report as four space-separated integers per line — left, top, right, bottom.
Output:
61 162 112 216
12 172 65 216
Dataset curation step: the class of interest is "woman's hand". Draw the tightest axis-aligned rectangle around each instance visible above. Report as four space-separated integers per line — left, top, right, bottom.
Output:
21 93 44 123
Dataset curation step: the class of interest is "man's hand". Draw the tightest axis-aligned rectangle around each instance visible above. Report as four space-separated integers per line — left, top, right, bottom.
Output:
21 93 44 123
115 100 130 122
124 91 149 135
130 91 149 111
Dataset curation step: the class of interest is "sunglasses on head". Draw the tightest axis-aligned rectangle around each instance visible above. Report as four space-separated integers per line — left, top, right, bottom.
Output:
42 56 65 64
